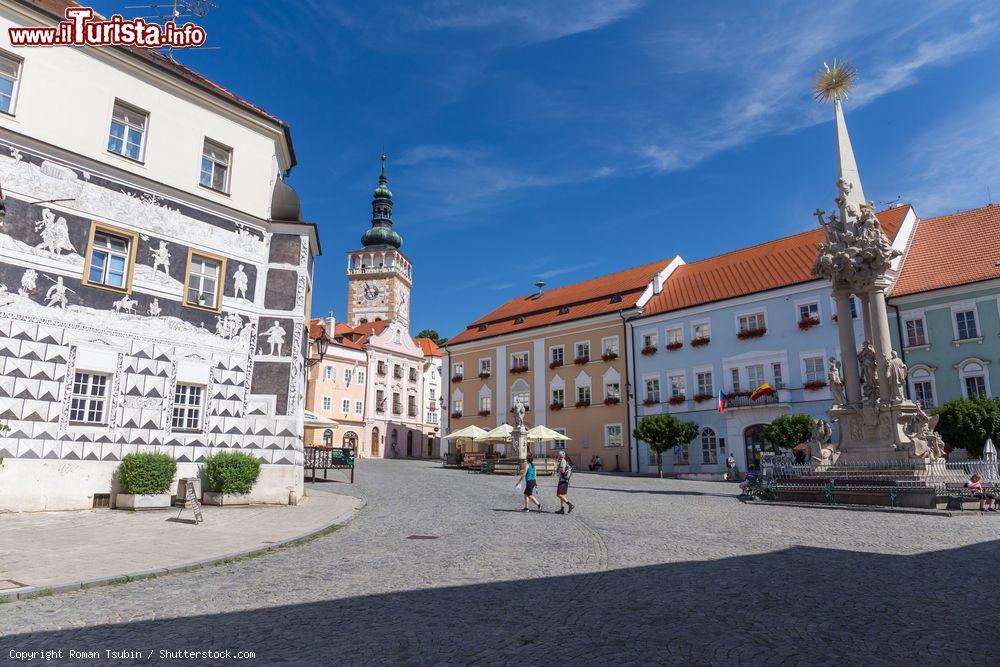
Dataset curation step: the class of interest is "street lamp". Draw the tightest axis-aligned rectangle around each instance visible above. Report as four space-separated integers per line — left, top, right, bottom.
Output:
304 329 331 367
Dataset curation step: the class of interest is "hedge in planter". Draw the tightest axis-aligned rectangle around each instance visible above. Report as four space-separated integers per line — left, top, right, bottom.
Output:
204 451 262 495
117 452 177 495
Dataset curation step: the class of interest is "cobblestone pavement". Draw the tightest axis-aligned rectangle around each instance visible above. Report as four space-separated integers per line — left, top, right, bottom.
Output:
1 460 998 665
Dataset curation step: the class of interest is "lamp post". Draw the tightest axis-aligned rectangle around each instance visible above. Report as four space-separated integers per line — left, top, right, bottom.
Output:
304 329 331 367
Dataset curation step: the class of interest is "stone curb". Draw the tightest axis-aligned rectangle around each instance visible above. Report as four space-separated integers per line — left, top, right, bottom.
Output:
1 494 367 603
743 498 980 518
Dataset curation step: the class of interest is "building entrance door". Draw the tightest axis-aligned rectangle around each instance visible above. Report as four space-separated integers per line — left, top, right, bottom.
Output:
406 431 413 457
371 427 380 458
743 424 768 471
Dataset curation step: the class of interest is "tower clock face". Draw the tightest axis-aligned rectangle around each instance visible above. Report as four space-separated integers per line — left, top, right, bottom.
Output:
361 281 381 304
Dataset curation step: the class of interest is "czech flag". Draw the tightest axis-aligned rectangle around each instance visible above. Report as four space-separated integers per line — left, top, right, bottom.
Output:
750 383 774 401
718 390 727 413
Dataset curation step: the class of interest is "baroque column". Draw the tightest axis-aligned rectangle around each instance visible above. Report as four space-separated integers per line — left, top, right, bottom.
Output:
833 290 862 404
869 283 895 403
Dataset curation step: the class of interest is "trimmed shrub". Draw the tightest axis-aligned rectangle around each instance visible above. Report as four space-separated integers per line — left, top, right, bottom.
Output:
204 451 261 494
117 453 176 495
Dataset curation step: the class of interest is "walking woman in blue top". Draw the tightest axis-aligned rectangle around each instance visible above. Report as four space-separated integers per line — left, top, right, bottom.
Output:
517 453 542 512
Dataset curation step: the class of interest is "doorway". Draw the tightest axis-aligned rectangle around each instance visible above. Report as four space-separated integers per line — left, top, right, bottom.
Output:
406 431 414 457
371 427 380 457
743 424 768 471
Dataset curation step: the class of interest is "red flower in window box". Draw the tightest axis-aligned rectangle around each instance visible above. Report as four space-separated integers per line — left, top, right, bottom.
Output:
575 400 591 408
803 380 828 391
549 402 564 411
666 341 683 351
668 395 687 405
451 411 463 419
452 374 464 383
797 316 820 331
574 356 590 365
478 371 491 379
510 365 529 374
478 409 491 416
737 327 767 340
690 336 710 347
642 398 658 407
549 360 563 369
603 396 621 406
693 393 713 403
641 346 658 356
601 351 619 362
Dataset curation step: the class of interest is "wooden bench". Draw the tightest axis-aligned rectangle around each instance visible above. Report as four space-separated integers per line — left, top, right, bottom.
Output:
943 482 993 511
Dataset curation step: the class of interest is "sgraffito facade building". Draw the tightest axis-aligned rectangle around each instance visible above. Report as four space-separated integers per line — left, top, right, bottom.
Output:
0 0 319 510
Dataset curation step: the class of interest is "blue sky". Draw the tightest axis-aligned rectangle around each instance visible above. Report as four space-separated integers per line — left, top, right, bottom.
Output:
99 0 1000 338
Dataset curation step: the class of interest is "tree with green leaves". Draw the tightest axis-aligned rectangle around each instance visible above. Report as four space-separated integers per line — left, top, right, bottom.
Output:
416 329 447 345
933 397 1000 458
762 413 813 453
633 414 698 478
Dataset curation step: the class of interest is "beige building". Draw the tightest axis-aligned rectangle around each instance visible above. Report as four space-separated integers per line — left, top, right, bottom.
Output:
442 259 680 472
304 318 367 450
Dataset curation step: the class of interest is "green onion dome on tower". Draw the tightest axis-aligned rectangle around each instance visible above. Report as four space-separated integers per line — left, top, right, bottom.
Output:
361 152 402 249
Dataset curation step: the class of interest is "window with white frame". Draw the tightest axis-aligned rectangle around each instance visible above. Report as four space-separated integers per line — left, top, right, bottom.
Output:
452 397 463 414
747 364 765 389
803 356 825 384
408 394 417 416
909 367 935 409
675 441 689 465
550 346 564 366
323 366 334 381
692 321 710 340
605 424 623 448
959 360 989 398
511 384 530 411
345 369 353 385
669 373 685 397
666 328 683 345
511 352 529 370
429 388 436 401
70 372 109 424
479 395 492 413
551 427 568 450
645 378 660 403
357 370 365 384
738 312 766 333
955 309 979 341
602 336 619 356
904 316 927 347
200 139 231 193
730 368 741 392
696 371 713 396
701 428 718 464
108 101 147 161
453 362 464 378
479 358 492 375
641 332 657 349
341 398 350 413
171 383 203 431
577 385 592 405
321 396 332 411
772 362 784 389
551 387 565 406
798 302 819 322
0 51 22 115
575 341 591 362
392 391 402 414
375 389 385 412
605 381 621 401
427 410 438 424
355 401 363 414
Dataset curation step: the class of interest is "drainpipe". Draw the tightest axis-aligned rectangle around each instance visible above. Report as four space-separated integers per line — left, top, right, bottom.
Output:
891 302 910 400
620 307 643 473
444 348 452 455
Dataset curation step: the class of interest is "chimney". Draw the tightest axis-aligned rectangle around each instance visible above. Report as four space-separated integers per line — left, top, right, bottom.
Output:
326 311 335 334
533 281 545 298
652 272 663 295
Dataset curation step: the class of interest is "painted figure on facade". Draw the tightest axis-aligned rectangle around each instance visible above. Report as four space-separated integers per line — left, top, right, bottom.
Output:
44 275 70 309
150 240 171 280
262 320 286 356
113 294 138 315
233 264 249 301
148 298 161 318
19 268 37 297
828 358 846 406
34 209 74 256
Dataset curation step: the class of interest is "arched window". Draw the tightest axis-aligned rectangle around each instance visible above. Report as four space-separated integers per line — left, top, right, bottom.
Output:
343 431 358 450
322 429 333 446
907 365 937 409
958 359 990 398
511 378 530 412
701 427 718 464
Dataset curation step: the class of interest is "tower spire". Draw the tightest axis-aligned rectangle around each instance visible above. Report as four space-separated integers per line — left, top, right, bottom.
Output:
814 60 867 221
361 149 402 249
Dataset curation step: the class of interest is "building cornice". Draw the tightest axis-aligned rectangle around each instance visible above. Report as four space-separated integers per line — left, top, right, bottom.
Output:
445 308 640 354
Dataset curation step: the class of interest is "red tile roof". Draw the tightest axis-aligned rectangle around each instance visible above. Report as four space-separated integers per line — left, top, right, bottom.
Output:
415 338 442 357
447 257 677 346
642 206 910 316
18 0 294 164
891 204 1000 297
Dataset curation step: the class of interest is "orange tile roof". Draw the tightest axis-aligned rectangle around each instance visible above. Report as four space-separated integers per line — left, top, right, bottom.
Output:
891 204 1000 297
642 206 909 316
447 257 677 345
415 338 442 357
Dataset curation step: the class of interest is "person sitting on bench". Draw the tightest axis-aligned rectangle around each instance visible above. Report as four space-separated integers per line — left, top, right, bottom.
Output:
966 474 998 512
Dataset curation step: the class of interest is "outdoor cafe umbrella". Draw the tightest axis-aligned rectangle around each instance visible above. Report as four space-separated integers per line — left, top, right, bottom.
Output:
303 409 338 430
525 425 572 442
443 425 489 440
476 423 513 442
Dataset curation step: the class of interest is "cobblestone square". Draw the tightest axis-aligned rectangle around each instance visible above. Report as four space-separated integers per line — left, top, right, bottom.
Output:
1 459 998 665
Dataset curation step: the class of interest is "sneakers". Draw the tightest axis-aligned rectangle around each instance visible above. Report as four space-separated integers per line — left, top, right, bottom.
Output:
567 502 575 514
520 507 529 512
555 508 565 514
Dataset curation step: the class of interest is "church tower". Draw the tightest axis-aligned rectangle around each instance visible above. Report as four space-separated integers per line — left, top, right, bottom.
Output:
346 153 413 328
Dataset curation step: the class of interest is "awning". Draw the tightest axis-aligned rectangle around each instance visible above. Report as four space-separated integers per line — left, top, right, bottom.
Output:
303 410 339 430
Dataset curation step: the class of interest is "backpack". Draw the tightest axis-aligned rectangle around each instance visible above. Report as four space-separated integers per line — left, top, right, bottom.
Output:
560 461 573 481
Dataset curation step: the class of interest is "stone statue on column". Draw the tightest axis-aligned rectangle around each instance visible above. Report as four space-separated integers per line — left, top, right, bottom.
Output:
510 398 527 462
886 351 907 402
828 358 846 406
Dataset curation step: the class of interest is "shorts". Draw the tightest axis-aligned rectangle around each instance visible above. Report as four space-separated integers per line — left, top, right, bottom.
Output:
557 480 569 495
524 480 537 496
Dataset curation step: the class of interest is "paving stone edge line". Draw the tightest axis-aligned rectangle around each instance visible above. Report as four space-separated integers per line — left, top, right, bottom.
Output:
1 494 368 603
747 499 966 517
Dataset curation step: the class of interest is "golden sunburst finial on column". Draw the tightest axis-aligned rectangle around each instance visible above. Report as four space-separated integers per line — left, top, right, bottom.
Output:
813 60 858 103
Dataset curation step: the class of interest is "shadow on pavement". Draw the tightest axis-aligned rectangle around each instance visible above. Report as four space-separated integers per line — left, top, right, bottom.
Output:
570 485 737 499
3 541 997 663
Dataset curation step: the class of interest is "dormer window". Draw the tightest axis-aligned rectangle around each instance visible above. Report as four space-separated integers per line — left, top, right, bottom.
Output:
610 294 623 304
478 324 488 332
559 306 570 315
514 316 525 324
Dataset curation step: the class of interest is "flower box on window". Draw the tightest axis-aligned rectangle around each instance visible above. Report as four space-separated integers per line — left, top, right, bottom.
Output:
549 401 564 411
574 356 590 365
452 374 463 383
549 360 563 369
666 342 683 351
575 400 591 408
601 351 619 362
641 345 658 356
478 371 491 379
693 393 713 403
451 411 463 419
603 396 621 406
643 398 658 407
478 409 491 416
803 380 828 391
737 327 767 340
510 365 529 374
797 317 820 331
690 336 710 347
668 395 687 405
